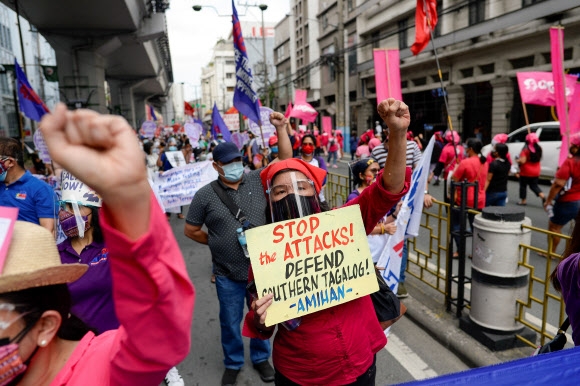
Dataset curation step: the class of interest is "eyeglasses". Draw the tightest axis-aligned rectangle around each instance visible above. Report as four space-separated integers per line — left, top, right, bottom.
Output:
269 179 316 199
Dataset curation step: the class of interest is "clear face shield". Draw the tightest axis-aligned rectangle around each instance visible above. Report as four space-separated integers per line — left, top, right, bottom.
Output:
267 171 321 223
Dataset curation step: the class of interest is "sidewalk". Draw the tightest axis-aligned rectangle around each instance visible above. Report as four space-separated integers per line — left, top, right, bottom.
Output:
403 272 533 368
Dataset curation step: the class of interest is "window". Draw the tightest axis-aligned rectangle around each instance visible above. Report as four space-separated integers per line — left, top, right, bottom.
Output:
522 0 543 6
434 1 442 37
227 87 235 92
371 31 380 49
538 126 561 142
508 128 536 143
468 0 485 25
347 0 354 12
225 60 235 66
398 19 408 49
226 73 233 79
0 73 9 94
348 33 357 76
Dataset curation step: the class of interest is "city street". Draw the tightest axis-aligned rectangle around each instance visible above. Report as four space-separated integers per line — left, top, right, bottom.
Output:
168 203 470 386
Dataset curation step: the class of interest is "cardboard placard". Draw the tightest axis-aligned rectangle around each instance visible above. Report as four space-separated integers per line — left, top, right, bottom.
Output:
246 205 378 326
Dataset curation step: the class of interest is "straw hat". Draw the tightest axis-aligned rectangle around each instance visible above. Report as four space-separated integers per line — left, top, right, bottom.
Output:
0 222 87 294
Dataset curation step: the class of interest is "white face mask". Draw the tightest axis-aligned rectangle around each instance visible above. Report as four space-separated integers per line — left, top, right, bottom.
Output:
217 161 244 182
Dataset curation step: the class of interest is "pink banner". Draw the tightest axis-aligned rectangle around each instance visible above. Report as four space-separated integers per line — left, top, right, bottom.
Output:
570 84 580 133
373 49 402 104
551 27 571 167
517 72 577 107
284 102 293 118
290 89 318 123
322 116 332 135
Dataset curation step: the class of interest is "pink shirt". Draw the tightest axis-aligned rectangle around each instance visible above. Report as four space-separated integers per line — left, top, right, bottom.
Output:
50 194 195 386
439 143 464 178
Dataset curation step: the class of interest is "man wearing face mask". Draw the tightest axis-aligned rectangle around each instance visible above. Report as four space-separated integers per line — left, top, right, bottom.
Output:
0 138 56 233
184 115 292 386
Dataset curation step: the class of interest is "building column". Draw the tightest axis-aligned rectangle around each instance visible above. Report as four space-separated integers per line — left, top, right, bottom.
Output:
54 46 107 113
445 85 464 134
490 77 513 136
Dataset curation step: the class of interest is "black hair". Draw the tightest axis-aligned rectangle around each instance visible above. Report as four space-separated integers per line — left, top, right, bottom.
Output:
0 138 24 168
91 207 104 243
527 143 542 163
351 159 376 187
143 142 153 155
301 134 317 147
0 284 94 341
466 138 486 164
494 143 509 161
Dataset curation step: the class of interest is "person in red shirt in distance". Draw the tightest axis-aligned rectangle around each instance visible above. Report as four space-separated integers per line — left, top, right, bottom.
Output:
243 99 411 385
516 132 545 205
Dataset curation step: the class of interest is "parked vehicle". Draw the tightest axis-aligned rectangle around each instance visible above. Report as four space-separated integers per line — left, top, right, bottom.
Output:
481 122 560 180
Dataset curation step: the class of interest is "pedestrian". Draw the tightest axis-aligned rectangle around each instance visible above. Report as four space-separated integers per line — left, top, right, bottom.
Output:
430 130 464 202
297 134 330 209
0 138 56 232
158 137 186 219
355 136 371 159
0 103 195 386
450 138 488 257
516 132 545 205
543 133 580 255
28 153 48 176
485 143 511 207
245 98 410 385
184 114 292 386
326 129 340 168
143 141 159 176
268 135 279 161
371 126 421 170
486 133 512 164
349 129 358 160
430 131 444 186
550 211 580 346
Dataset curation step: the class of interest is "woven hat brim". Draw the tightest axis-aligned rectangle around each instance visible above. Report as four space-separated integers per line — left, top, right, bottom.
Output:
0 264 88 294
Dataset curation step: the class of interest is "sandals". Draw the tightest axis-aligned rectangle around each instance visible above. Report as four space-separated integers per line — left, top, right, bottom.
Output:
516 201 527 206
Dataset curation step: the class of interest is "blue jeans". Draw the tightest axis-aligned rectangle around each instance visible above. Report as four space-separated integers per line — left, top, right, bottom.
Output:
485 191 507 207
327 151 337 165
399 241 408 283
215 275 271 370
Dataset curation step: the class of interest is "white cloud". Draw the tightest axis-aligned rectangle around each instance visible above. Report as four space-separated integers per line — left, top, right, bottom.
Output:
167 0 290 100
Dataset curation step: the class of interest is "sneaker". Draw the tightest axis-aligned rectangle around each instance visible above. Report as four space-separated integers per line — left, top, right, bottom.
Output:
165 367 184 386
433 179 440 186
221 368 240 386
397 283 409 299
253 361 275 382
332 164 338 168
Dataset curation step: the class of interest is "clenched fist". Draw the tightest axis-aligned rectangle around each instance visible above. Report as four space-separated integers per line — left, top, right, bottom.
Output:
269 112 288 128
377 98 410 137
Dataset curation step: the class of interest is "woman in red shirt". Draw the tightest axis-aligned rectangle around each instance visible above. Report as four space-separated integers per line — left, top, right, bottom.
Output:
450 138 488 256
244 99 411 385
516 133 545 205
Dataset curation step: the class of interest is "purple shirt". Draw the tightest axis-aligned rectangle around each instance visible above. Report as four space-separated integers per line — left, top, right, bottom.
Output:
557 252 580 345
59 238 119 334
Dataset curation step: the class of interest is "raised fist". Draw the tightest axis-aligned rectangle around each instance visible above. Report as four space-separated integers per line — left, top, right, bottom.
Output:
269 112 287 128
377 98 410 136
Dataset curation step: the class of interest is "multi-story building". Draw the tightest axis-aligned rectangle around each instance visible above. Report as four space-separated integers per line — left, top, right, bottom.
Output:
0 2 59 138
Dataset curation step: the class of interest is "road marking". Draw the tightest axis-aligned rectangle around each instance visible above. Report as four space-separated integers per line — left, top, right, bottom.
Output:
385 333 438 380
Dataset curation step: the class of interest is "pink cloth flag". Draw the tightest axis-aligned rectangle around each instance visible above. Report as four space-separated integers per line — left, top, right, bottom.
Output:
551 27 571 167
517 72 577 107
0 207 18 274
570 83 580 133
373 49 402 104
290 89 318 123
322 116 332 135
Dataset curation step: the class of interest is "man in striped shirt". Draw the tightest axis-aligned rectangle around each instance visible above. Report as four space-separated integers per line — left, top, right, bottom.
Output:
371 128 422 169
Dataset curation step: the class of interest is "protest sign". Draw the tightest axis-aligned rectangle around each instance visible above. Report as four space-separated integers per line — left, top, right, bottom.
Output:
164 151 187 168
184 122 202 148
33 129 51 164
231 131 249 150
223 113 240 131
61 170 102 207
0 207 18 274
246 205 378 326
141 121 156 139
248 107 276 144
152 162 218 208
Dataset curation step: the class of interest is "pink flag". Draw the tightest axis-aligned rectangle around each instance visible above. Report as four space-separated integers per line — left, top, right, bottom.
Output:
517 72 577 107
0 207 18 274
290 89 318 123
551 27 571 167
373 49 402 104
322 116 332 135
570 83 580 133
284 102 293 118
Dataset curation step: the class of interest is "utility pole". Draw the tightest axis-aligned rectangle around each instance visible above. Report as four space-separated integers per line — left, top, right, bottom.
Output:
259 4 268 107
336 0 345 133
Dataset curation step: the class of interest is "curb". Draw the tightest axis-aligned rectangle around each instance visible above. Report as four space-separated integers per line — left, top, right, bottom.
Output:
402 279 501 368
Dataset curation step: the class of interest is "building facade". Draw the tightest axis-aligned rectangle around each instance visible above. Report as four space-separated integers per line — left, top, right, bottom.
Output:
0 2 59 138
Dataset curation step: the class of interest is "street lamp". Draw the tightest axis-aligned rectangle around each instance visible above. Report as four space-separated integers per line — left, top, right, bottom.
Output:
258 4 269 107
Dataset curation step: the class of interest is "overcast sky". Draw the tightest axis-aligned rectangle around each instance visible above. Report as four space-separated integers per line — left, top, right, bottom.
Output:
166 0 290 100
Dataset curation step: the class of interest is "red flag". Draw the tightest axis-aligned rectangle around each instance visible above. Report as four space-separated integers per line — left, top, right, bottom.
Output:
410 0 438 55
184 102 195 116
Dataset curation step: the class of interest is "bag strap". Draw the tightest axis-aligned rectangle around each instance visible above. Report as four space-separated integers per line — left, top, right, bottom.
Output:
210 180 251 229
559 317 570 333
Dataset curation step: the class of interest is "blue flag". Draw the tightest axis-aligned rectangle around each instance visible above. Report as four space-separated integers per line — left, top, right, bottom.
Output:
14 59 49 122
148 104 157 121
211 103 232 142
231 0 261 125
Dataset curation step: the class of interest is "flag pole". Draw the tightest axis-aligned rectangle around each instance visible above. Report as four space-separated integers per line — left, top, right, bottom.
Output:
521 101 531 133
425 3 459 160
258 122 266 149
9 71 24 141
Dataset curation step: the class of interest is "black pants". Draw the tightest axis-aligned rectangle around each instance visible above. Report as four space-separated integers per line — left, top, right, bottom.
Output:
274 355 377 386
519 176 543 200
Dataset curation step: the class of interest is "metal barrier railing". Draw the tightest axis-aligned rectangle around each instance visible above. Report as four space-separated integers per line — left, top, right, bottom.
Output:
515 224 571 348
324 172 350 208
406 198 450 296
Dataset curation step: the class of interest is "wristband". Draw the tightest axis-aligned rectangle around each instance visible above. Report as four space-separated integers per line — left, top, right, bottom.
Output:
380 224 385 234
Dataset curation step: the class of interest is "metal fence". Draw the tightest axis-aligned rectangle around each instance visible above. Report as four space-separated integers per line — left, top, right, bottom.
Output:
324 172 351 208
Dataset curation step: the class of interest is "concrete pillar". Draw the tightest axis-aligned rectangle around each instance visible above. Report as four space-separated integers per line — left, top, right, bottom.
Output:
490 77 513 136
55 46 107 113
446 85 464 135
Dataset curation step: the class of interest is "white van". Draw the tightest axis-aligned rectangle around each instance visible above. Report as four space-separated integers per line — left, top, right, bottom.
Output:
481 122 561 180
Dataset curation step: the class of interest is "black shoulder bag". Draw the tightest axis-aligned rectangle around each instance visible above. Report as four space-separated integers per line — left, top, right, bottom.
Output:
210 180 252 230
534 317 570 355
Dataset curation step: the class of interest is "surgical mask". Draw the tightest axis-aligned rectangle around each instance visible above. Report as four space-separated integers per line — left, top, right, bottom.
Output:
58 209 91 238
302 144 314 155
218 161 244 182
270 146 278 153
168 146 177 151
